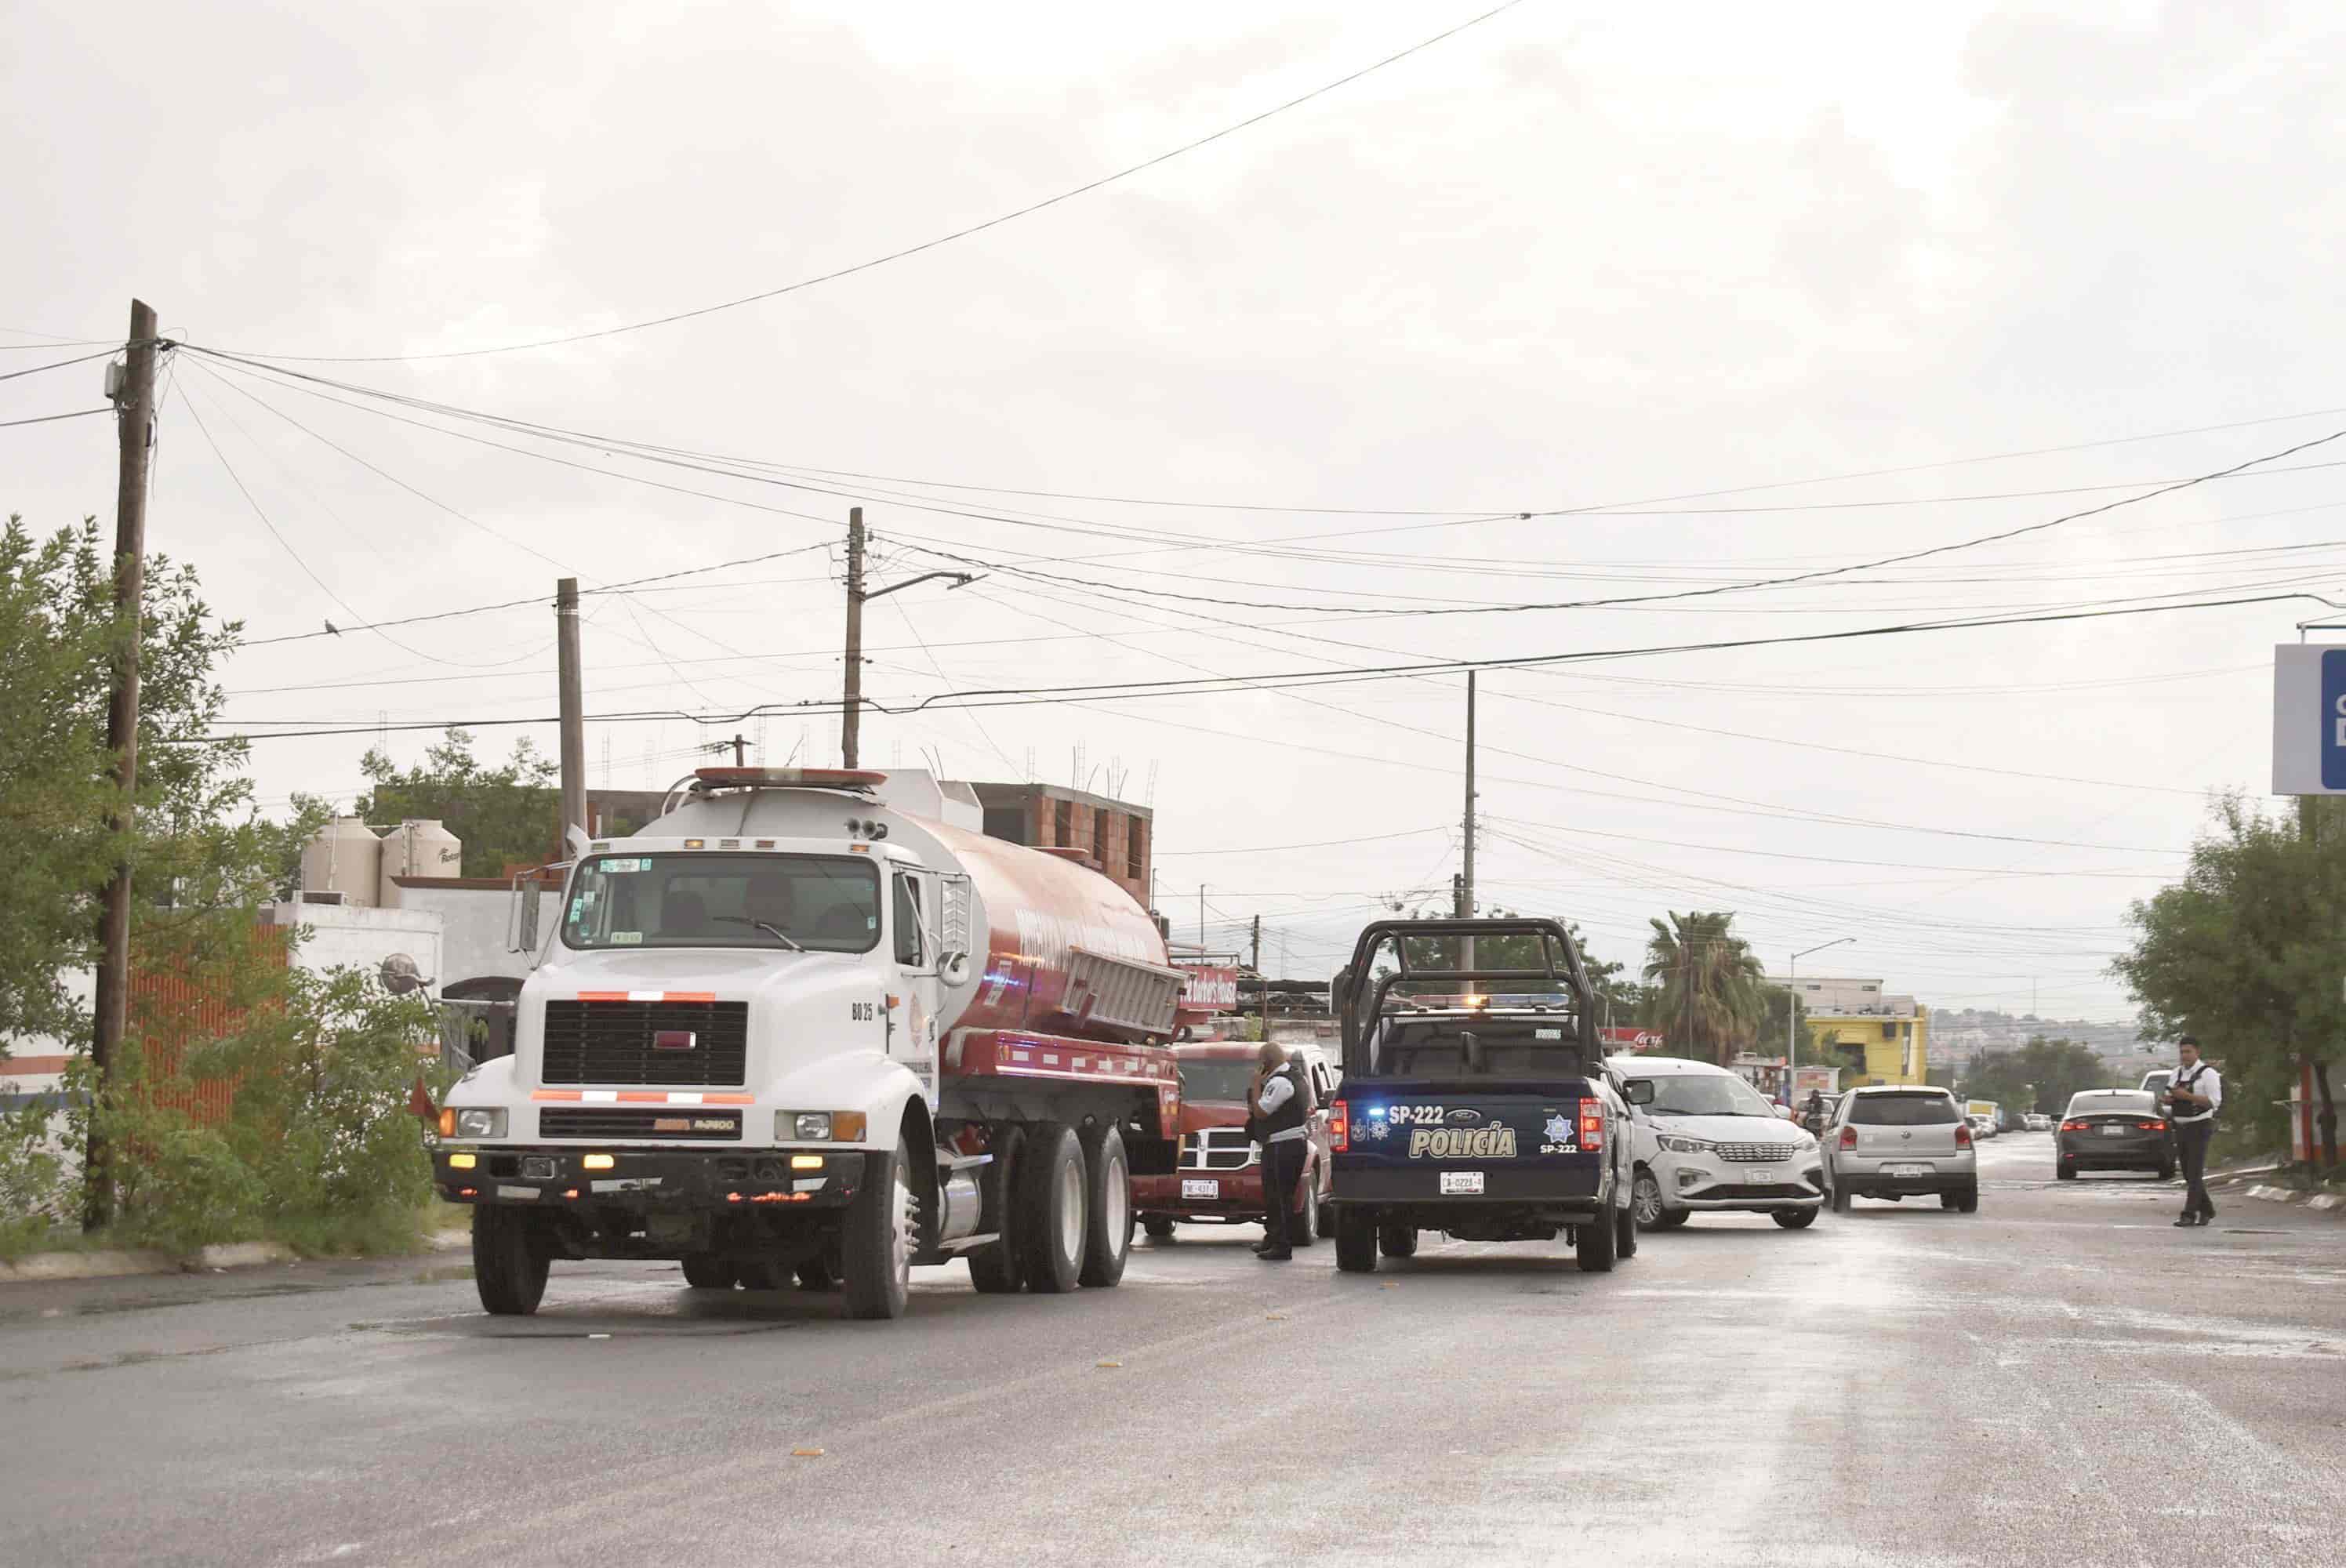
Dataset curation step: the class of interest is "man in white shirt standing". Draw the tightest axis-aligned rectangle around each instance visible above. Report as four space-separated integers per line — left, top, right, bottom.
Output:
2164 1035 2223 1227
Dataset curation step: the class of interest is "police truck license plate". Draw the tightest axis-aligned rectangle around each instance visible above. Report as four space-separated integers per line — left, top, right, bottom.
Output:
1440 1171 1484 1195
1182 1179 1218 1200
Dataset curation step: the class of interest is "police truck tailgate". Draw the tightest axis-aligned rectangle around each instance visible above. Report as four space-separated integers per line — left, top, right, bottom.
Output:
1332 1085 1607 1203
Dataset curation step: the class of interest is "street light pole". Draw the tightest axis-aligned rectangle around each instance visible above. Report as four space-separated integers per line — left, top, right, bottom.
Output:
1789 938 1854 1102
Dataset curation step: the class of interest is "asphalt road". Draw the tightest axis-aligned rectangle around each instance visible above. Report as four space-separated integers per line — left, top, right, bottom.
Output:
4 1134 2341 1568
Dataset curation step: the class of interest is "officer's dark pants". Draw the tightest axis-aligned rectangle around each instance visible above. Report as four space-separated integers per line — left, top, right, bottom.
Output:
1260 1138 1306 1253
2176 1119 2214 1218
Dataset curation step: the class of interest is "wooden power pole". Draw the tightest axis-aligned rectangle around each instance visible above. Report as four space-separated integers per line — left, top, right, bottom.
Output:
85 299 160 1232
841 507 866 768
557 578 586 844
1458 670 1477 970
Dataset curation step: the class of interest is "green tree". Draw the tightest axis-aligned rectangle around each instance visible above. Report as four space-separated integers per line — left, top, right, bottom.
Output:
2112 793 2342 1155
354 728 559 877
1959 1036 2117 1116
1642 909 1768 1065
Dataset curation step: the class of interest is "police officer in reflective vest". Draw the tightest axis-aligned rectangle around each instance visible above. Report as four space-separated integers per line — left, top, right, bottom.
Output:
1248 1043 1310 1262
2165 1035 2223 1227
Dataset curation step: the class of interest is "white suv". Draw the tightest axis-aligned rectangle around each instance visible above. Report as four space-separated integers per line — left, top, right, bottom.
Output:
1611 1055 1825 1231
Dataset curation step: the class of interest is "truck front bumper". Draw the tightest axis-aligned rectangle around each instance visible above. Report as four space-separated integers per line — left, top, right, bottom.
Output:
435 1145 872 1211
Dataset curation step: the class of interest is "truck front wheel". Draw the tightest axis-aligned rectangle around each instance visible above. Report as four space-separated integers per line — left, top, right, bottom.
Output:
841 1141 915 1320
473 1207 550 1316
1016 1122 1087 1294
1335 1207 1378 1273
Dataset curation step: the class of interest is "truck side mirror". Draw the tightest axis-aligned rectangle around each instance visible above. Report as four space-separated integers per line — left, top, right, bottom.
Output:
508 871 543 956
939 950 971 987
1625 1079 1655 1106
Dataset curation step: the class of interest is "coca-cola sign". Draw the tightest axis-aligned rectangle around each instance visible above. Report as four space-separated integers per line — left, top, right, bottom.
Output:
1600 1027 1665 1051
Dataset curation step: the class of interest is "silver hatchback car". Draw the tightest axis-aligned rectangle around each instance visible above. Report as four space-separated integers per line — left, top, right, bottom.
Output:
1821 1085 1978 1213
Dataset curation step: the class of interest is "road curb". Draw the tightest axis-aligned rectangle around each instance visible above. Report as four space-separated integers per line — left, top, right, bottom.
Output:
2239 1182 2346 1214
1 1230 471 1284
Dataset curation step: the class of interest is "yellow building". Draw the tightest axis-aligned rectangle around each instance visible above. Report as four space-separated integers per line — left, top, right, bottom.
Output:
1771 975 1930 1088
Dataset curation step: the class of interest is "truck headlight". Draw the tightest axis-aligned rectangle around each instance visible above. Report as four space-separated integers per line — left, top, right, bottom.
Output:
779 1111 868 1143
452 1108 507 1139
1656 1134 1714 1155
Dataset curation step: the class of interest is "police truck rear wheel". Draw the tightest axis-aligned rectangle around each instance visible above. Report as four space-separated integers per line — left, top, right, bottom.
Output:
1576 1210 1618 1273
967 1127 1027 1293
1077 1123 1132 1287
681 1253 735 1290
1335 1207 1378 1273
1291 1183 1319 1250
1378 1222 1418 1259
472 1207 550 1316
841 1141 915 1320
1614 1202 1639 1258
1315 1189 1338 1240
1016 1122 1086 1294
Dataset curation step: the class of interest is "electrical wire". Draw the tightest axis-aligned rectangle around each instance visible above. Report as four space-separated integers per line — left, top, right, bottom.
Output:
0 348 116 383
0 408 110 429
203 2 1529 364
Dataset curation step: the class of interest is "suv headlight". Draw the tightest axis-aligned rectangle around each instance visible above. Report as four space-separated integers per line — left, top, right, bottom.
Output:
452 1107 506 1139
1656 1133 1714 1155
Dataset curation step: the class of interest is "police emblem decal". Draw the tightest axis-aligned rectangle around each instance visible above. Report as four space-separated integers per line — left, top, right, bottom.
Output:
1543 1114 1573 1145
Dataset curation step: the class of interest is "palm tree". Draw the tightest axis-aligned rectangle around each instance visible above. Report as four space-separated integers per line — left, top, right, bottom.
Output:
1642 910 1769 1065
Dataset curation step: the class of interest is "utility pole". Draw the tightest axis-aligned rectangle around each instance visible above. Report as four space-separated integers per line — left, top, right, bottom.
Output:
86 299 159 1232
556 578 586 845
729 733 748 767
1251 914 1262 973
1198 884 1206 950
1459 670 1476 970
841 506 866 768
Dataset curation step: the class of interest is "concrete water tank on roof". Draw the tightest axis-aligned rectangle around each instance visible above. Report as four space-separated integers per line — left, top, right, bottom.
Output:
300 816 382 907
379 819 463 906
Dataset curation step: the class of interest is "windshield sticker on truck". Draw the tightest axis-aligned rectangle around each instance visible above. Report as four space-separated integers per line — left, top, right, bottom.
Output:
602 858 648 873
610 931 644 946
1407 1127 1517 1159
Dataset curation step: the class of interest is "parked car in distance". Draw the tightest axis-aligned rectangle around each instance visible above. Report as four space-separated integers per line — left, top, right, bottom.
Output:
1131 1042 1338 1243
2057 1089 2173 1181
2140 1069 2173 1101
1967 1114 1997 1141
2021 1112 2051 1132
1823 1085 1978 1213
1614 1056 1824 1231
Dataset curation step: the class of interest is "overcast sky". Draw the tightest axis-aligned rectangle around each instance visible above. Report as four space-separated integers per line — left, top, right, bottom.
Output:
7 0 2343 1020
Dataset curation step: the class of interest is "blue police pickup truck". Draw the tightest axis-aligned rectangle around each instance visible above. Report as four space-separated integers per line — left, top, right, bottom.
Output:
1325 918 1647 1276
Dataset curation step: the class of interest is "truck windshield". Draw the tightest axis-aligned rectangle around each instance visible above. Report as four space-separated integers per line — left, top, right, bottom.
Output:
1177 1061 1258 1104
561 853 881 953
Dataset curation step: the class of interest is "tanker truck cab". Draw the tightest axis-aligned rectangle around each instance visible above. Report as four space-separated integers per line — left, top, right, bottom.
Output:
435 768 1186 1321
1324 918 1643 1277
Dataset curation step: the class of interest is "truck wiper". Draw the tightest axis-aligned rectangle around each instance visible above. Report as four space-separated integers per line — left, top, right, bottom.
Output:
713 915 805 951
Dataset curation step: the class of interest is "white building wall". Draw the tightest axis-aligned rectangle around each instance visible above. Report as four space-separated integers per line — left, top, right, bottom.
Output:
268 902 445 996
387 884 561 987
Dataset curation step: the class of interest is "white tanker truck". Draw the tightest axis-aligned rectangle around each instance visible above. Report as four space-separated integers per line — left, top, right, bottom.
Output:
433 767 1186 1320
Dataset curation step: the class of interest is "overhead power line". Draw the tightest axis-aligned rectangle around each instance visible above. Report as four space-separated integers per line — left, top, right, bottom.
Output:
194 585 2340 744
0 407 110 429
202 2 1528 364
0 347 116 384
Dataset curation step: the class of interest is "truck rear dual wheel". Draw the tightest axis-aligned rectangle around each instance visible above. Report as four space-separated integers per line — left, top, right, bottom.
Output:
474 1207 550 1316
1077 1124 1133 1287
968 1127 1027 1294
1335 1207 1378 1273
1016 1122 1088 1295
681 1253 735 1290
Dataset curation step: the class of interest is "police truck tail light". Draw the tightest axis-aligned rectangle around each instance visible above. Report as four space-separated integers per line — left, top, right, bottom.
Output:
1954 1121 1973 1149
1838 1126 1857 1149
1327 1102 1349 1152
1578 1105 1605 1150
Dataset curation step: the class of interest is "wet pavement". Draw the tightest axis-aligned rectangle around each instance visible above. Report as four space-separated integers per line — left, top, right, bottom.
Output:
2 1134 2341 1566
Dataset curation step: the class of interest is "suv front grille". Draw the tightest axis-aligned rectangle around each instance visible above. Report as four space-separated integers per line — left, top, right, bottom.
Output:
1715 1142 1804 1162
541 1000 747 1086
539 1107 741 1141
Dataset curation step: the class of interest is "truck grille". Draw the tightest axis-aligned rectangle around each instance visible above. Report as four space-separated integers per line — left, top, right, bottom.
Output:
1715 1142 1804 1163
1182 1128 1257 1171
540 1000 747 1086
539 1107 742 1141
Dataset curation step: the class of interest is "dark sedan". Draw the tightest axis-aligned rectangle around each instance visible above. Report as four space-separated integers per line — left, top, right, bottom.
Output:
2056 1089 2174 1180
